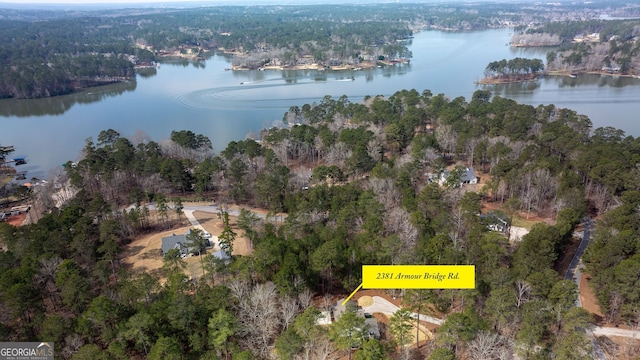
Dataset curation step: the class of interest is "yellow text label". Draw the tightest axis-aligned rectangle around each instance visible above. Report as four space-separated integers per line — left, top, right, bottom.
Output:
362 265 475 289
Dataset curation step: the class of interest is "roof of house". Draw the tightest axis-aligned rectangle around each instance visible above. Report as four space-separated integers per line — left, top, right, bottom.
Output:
435 166 477 184
365 317 380 339
461 166 476 183
212 249 231 260
333 299 358 321
161 229 192 255
317 310 332 325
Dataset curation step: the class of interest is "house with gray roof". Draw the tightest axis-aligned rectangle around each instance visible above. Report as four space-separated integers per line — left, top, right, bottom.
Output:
161 229 218 258
434 166 478 186
211 249 231 261
323 299 379 339
461 166 477 184
161 230 192 257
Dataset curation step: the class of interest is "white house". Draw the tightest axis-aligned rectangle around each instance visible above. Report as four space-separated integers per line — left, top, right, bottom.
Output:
435 166 478 186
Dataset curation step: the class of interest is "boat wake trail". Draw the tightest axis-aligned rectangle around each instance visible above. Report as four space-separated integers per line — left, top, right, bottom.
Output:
178 74 363 111
179 83 311 111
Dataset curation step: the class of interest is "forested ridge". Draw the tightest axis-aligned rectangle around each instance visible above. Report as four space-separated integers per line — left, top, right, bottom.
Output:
1 88 639 359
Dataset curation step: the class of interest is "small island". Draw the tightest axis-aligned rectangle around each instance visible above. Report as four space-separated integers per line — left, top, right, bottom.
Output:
477 57 545 84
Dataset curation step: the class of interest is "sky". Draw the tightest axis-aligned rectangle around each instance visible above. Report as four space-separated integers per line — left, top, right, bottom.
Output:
0 0 206 2
0 0 333 4
0 0 234 3
0 0 381 4
0 0 402 12
0 0 302 9
0 0 379 8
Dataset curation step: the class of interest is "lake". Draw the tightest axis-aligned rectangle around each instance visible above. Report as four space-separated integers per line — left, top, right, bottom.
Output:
2 28 640 178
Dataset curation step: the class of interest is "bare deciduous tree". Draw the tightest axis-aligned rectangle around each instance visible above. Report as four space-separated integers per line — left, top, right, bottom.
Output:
280 296 300 330
62 334 84 359
607 291 624 325
273 138 290 167
384 207 418 250
366 137 383 163
467 331 509 360
308 336 333 360
465 137 482 166
298 288 313 309
515 280 532 308
366 177 401 209
232 281 282 358
34 256 62 309
324 142 351 168
313 135 326 164
290 167 313 192
435 124 457 158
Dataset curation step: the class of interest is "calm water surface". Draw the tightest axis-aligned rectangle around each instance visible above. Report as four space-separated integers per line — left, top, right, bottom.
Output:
2 28 640 178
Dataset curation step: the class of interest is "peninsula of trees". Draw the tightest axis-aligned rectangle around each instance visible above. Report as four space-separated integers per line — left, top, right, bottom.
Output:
480 57 545 84
1 88 639 359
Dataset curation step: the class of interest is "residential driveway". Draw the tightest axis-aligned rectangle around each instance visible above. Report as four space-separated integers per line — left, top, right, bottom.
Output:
509 226 529 243
183 209 220 250
360 296 444 325
359 296 399 315
140 202 275 220
592 326 640 338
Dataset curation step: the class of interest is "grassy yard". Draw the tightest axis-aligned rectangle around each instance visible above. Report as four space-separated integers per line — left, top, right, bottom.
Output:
512 214 543 230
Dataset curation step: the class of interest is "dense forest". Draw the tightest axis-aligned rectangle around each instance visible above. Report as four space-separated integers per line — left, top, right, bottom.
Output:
1 88 639 359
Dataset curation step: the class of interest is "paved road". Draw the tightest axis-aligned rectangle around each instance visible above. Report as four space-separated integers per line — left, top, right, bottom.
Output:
564 218 593 282
141 202 274 220
565 218 595 307
563 218 608 359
